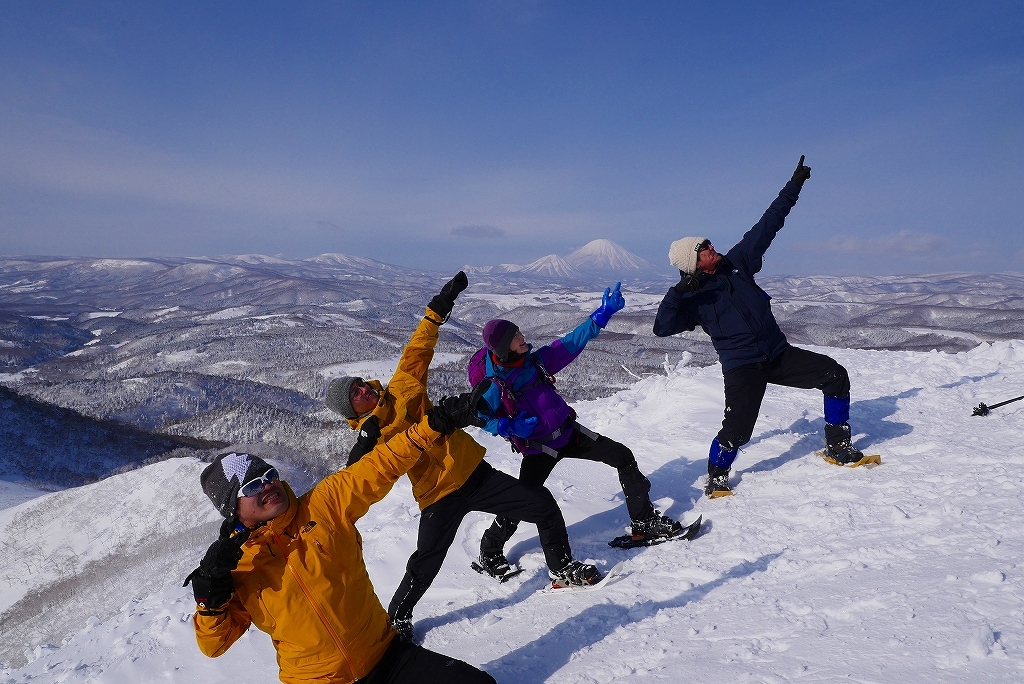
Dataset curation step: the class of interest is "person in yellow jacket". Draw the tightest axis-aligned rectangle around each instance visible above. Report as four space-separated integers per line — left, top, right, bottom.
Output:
325 272 600 641
186 389 496 684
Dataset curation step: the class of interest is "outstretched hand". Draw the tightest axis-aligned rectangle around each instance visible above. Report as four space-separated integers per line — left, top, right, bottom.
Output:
590 282 625 328
440 271 468 300
791 155 811 184
429 271 469 322
426 379 492 434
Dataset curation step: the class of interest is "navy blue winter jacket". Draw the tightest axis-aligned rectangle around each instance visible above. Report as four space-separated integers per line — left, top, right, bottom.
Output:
653 180 803 372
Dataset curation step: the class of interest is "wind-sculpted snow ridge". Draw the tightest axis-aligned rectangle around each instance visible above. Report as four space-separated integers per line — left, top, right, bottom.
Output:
3 341 1023 681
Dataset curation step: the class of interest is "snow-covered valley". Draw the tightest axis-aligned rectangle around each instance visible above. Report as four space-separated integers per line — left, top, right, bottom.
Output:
3 338 1023 682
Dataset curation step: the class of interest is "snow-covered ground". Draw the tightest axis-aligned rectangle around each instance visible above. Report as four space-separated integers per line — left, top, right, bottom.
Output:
3 341 1024 682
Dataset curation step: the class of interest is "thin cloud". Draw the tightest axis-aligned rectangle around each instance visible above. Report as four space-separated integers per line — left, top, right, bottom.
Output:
316 220 340 231
798 230 950 255
451 224 505 239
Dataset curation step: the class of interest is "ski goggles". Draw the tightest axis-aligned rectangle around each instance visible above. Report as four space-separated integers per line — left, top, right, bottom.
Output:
238 467 280 498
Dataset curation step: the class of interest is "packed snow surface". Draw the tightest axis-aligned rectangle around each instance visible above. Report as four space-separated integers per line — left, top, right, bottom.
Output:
4 341 1024 682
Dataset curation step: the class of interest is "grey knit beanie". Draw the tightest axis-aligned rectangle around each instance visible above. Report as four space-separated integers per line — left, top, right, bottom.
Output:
201 452 274 518
325 376 362 419
668 236 710 275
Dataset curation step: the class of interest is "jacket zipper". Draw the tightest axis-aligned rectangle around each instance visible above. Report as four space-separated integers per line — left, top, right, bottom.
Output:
271 530 358 681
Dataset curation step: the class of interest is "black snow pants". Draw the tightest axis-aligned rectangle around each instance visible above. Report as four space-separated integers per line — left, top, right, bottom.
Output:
388 460 570 622
718 344 851 450
357 637 495 684
479 429 654 558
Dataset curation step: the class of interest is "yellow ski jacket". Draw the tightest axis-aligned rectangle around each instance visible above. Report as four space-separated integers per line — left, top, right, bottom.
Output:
194 417 444 683
347 307 486 510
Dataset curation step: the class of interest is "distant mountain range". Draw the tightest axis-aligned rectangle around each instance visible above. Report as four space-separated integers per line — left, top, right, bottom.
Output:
463 239 660 279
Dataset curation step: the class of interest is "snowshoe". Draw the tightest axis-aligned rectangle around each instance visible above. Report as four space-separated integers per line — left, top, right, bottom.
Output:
704 472 733 498
610 514 703 548
549 559 602 589
543 562 623 592
818 448 882 468
822 422 881 467
471 551 524 583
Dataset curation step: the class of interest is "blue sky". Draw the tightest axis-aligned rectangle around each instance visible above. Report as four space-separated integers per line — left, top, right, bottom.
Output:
0 1 1021 275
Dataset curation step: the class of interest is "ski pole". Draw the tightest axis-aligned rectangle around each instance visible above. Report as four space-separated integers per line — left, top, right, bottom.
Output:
972 394 1024 416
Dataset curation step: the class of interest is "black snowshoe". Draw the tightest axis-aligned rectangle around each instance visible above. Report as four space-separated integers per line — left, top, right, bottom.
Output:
471 551 523 583
549 559 602 589
610 513 702 548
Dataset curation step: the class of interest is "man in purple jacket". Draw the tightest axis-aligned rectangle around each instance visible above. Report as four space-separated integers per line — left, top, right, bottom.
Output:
653 156 871 499
474 283 682 578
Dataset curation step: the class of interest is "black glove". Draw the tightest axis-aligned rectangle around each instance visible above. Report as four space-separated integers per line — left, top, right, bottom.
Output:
427 271 469 321
426 380 492 434
183 517 251 613
673 270 702 294
347 415 381 467
790 155 811 184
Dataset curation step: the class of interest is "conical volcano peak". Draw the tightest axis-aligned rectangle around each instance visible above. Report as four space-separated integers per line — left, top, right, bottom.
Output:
564 239 655 272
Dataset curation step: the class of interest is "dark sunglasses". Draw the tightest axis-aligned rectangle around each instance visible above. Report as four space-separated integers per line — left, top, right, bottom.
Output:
695 239 712 254
238 467 280 498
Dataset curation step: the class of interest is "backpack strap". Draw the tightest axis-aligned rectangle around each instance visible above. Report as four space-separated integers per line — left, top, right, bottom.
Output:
523 419 599 457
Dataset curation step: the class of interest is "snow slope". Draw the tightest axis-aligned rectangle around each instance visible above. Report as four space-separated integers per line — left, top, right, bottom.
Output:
3 341 1024 682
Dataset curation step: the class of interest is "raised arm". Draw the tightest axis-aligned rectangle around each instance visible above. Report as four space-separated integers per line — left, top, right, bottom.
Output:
322 381 488 522
727 156 809 276
392 272 468 387
536 282 623 374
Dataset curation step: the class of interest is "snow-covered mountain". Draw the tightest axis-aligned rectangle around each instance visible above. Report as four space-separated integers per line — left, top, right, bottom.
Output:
3 341 1023 681
518 254 585 279
463 239 658 281
564 238 658 274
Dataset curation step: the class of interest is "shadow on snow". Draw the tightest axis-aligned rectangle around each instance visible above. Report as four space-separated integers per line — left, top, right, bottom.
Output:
481 552 782 682
739 389 917 477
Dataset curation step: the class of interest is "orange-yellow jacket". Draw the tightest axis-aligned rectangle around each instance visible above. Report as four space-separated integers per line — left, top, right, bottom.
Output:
194 417 445 683
346 307 486 510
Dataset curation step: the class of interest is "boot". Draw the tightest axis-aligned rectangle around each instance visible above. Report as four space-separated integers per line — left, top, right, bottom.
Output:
549 559 602 588
390 617 414 642
823 422 865 465
629 510 683 542
474 550 514 580
704 463 733 498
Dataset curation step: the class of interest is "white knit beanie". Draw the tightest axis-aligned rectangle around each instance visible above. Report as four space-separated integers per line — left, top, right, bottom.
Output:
668 236 709 274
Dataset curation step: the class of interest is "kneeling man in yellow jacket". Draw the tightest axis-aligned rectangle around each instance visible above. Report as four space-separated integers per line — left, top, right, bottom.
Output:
186 386 496 684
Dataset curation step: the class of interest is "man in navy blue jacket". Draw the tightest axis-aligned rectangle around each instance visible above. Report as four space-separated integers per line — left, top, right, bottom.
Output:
654 156 869 498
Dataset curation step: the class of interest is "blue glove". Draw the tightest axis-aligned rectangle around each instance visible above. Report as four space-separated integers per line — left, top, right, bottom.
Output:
590 282 625 328
496 411 538 439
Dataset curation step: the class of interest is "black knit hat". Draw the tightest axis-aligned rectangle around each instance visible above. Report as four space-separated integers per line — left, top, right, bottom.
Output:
325 376 362 419
201 452 274 518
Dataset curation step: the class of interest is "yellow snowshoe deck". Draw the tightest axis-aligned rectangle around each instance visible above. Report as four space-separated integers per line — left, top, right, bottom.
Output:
816 451 882 468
